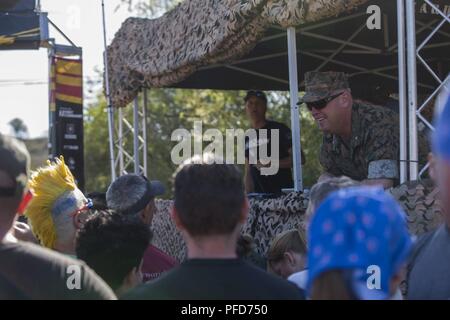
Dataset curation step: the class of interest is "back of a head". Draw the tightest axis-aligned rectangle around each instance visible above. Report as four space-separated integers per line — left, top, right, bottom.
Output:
76 210 151 291
267 229 307 263
106 174 147 213
309 176 360 212
87 192 108 210
174 154 245 236
0 134 30 232
25 157 85 249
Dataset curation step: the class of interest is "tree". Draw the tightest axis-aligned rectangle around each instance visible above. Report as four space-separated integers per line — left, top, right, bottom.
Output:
8 118 29 139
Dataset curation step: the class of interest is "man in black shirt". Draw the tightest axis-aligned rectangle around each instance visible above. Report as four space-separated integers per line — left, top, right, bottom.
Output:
124 155 304 300
243 91 303 194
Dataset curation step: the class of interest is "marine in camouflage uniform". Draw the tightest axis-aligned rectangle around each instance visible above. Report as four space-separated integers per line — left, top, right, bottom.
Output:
299 71 427 187
319 101 400 182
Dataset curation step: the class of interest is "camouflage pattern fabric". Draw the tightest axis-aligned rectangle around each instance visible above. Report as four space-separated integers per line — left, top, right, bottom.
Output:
319 101 431 182
152 180 441 262
320 101 400 181
300 71 350 103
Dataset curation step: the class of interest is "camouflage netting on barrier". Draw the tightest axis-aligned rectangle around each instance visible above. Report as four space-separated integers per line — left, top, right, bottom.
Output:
106 0 370 108
152 180 443 262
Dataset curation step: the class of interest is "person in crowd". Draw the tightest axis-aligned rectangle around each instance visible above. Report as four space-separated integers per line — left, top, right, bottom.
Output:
267 229 307 279
0 133 116 299
86 191 108 210
106 174 178 282
24 156 91 256
124 154 305 299
76 210 151 297
244 90 305 194
236 233 266 269
305 176 360 220
286 177 360 292
300 71 401 189
406 89 450 300
307 186 412 300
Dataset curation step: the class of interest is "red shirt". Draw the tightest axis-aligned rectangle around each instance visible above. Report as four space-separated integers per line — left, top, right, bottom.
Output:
141 245 178 282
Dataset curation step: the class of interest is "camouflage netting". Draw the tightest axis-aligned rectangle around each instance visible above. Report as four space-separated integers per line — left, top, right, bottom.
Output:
106 0 370 108
152 180 443 262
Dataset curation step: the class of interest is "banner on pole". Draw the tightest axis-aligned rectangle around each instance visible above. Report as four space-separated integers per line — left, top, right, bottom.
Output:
49 56 85 191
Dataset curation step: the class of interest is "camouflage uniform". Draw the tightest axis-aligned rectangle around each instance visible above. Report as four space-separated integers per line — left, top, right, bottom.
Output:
319 101 400 181
300 71 430 183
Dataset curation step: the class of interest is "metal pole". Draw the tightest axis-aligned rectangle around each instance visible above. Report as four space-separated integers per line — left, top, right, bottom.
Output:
397 0 408 183
133 97 140 174
406 0 419 180
101 0 116 181
118 107 124 175
143 90 148 177
48 47 55 160
287 27 303 191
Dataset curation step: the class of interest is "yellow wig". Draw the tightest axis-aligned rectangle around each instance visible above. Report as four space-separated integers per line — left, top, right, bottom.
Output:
25 156 77 249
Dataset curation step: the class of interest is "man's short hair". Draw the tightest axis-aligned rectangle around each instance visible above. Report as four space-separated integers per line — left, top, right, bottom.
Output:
174 155 245 236
0 133 30 199
75 210 151 291
106 174 164 216
309 176 360 212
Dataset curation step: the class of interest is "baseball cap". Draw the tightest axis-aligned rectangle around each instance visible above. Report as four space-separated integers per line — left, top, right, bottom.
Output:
244 90 267 103
299 71 350 104
0 133 30 197
108 174 165 215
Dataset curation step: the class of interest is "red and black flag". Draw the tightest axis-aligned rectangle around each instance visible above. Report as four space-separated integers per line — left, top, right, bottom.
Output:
49 56 85 191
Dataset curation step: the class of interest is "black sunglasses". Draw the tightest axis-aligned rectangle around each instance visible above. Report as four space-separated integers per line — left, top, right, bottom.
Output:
305 91 345 111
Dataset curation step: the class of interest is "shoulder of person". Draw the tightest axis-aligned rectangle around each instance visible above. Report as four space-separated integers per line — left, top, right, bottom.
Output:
267 120 290 131
241 261 304 299
0 242 116 300
121 269 177 300
354 100 397 125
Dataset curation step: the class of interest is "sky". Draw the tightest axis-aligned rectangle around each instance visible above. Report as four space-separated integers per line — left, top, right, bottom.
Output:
0 0 133 137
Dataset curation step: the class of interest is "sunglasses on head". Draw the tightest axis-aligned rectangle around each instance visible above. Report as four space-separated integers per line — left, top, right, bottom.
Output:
245 90 267 102
305 91 345 111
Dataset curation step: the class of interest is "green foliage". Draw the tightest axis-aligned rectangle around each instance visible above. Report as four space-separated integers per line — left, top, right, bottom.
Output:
8 117 29 139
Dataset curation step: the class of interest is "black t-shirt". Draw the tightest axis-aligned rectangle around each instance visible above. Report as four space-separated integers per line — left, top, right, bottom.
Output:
123 258 305 300
0 241 116 300
245 120 293 194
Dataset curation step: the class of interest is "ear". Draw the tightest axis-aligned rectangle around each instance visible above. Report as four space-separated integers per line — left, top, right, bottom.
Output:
428 152 437 181
170 205 185 232
124 265 143 288
140 204 151 224
73 212 85 229
341 90 353 107
284 251 295 266
239 198 249 224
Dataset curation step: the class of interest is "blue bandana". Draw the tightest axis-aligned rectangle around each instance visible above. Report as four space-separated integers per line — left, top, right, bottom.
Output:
432 91 450 161
307 186 412 299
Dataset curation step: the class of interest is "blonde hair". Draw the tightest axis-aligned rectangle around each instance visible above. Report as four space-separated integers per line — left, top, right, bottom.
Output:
267 228 307 263
25 156 77 249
